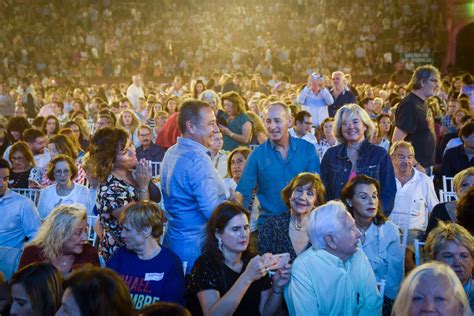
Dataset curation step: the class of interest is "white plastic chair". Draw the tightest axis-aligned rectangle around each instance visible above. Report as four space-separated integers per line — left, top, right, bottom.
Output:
439 189 458 203
149 161 161 179
11 188 41 206
414 239 426 266
87 215 99 247
442 176 454 193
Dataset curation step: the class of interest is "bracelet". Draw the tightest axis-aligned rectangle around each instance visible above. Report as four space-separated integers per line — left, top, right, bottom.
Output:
137 188 149 193
230 132 234 138
272 288 283 295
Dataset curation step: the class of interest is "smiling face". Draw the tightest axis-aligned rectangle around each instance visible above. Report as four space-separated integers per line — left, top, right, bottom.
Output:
62 219 87 255
435 241 472 286
408 274 462 316
341 112 367 144
189 106 218 148
216 213 250 255
289 183 317 216
349 183 379 222
264 105 291 144
0 168 9 197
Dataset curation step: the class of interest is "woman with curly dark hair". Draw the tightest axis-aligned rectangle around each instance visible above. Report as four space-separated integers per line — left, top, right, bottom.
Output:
88 127 160 260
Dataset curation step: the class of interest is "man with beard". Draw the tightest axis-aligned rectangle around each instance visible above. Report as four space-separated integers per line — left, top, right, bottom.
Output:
389 141 438 248
236 102 320 230
160 99 226 274
23 128 51 168
136 125 166 163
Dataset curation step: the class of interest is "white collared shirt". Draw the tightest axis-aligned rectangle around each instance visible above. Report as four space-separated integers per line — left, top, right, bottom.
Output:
389 168 439 231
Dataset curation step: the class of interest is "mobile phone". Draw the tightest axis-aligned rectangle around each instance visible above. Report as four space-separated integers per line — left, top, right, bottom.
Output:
272 253 290 269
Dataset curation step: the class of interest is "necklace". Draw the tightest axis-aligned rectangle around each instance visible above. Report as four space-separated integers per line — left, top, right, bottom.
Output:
290 218 306 232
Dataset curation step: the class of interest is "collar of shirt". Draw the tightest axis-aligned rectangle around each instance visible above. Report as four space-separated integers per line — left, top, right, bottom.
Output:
269 135 297 152
396 167 422 187
176 136 211 156
0 188 13 202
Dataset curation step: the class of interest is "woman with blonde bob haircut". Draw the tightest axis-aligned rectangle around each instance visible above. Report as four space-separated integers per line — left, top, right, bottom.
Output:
19 204 99 274
425 222 474 310
107 201 185 307
392 261 471 316
426 167 474 236
321 104 396 214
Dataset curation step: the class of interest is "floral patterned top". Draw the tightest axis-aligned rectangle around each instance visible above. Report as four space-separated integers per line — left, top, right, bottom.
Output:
96 174 139 260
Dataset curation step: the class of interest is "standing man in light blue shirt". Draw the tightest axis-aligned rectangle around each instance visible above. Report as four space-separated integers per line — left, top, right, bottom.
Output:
236 102 320 229
286 201 383 316
0 158 41 249
161 99 226 274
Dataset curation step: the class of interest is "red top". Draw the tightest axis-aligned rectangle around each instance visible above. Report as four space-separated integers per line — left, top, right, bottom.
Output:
18 244 100 272
155 112 181 149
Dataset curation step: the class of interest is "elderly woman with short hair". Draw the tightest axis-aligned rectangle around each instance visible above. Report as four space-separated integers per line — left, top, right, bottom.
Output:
425 221 474 310
107 201 185 308
392 262 472 316
425 167 474 237
321 103 397 215
37 155 91 219
19 204 99 275
259 172 326 262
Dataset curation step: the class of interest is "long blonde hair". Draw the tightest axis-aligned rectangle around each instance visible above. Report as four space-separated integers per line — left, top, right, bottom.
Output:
117 109 140 134
29 204 87 260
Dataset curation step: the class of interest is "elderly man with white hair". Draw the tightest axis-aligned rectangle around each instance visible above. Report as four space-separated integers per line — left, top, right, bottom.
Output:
297 73 334 127
285 200 382 316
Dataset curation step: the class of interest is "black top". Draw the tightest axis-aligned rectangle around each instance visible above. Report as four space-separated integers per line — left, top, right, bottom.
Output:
441 145 474 177
258 212 310 263
9 169 31 189
395 92 436 167
187 251 272 316
425 202 455 239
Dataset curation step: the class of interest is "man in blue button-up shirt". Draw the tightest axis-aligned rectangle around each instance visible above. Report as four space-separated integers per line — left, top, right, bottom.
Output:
161 100 226 274
236 102 320 229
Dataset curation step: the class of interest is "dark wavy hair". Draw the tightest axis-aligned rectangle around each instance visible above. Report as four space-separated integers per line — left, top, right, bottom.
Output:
89 127 129 182
340 174 387 226
10 262 63 315
281 172 326 210
202 202 252 263
63 266 134 316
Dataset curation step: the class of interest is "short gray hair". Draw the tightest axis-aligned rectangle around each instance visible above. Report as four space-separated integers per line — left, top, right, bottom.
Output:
408 65 440 90
308 200 349 249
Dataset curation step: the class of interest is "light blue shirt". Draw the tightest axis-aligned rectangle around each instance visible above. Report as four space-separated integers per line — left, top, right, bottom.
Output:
285 248 382 316
297 86 334 126
161 137 226 273
236 136 320 227
0 189 41 249
361 222 403 300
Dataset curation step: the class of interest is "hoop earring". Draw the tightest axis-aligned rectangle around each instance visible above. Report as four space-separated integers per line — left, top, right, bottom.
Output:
217 239 223 252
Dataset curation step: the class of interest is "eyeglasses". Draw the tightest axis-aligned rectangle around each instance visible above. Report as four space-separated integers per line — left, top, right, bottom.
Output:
54 169 71 176
429 78 439 83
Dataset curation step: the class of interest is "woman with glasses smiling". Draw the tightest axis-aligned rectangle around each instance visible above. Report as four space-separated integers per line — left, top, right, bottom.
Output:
37 155 90 219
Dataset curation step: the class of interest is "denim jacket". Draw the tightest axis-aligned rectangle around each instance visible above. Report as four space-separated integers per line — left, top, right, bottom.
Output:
321 140 396 215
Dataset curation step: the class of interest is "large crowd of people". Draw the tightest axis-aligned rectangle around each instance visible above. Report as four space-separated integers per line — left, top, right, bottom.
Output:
1 1 474 315
0 60 473 315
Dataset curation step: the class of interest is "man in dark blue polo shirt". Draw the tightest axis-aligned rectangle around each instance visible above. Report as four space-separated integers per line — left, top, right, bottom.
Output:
136 125 165 163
